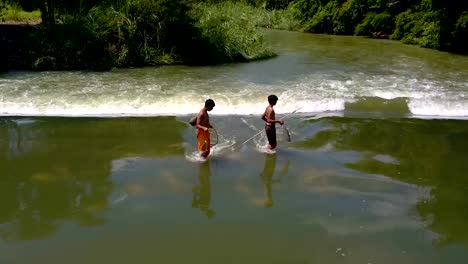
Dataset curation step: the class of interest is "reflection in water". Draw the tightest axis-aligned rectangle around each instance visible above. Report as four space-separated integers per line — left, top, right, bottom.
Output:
0 119 112 241
1 115 468 263
297 117 468 247
260 154 290 208
261 154 276 208
192 161 215 218
0 117 186 241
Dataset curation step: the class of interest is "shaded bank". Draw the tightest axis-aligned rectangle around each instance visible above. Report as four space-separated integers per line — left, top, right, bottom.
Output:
1 0 467 73
289 0 468 55
0 23 38 71
0 0 278 71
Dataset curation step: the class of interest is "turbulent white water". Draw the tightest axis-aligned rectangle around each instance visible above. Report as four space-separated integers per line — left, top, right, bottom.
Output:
1 31 467 119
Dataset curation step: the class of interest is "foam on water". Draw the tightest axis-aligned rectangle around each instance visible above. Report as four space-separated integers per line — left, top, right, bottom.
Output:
409 98 468 118
1 57 467 119
210 139 237 156
255 145 277 155
185 151 208 163
1 90 466 119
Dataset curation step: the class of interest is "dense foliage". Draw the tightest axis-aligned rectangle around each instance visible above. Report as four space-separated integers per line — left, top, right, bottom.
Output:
290 0 468 54
1 0 467 71
3 0 285 70
0 0 40 21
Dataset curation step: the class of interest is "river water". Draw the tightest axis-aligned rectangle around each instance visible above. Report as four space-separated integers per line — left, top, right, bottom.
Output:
1 31 468 118
0 30 467 264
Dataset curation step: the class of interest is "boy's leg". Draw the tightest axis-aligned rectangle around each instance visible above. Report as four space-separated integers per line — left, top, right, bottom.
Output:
197 131 211 158
265 125 277 149
203 134 211 157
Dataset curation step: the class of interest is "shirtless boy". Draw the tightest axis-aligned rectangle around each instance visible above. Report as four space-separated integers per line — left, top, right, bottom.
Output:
196 99 215 158
261 95 284 150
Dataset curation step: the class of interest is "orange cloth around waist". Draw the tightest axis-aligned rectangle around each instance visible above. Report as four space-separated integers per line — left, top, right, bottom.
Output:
197 129 211 152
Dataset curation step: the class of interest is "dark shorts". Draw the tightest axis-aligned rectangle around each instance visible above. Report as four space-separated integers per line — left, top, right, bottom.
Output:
265 125 276 147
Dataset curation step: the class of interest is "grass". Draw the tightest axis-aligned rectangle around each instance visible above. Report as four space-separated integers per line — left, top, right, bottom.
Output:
0 2 41 23
189 1 278 62
3 0 302 69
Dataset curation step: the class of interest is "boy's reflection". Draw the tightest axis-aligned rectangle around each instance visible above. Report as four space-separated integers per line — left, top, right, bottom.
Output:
261 154 290 208
261 154 277 208
192 161 215 218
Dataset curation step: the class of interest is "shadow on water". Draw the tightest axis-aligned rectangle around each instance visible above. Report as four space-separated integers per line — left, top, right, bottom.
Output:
261 154 277 208
294 117 468 247
260 154 290 208
0 117 186 241
192 161 215 218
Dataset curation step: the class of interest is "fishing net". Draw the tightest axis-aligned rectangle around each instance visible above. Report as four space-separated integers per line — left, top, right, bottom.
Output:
189 116 197 126
283 126 291 142
209 128 218 146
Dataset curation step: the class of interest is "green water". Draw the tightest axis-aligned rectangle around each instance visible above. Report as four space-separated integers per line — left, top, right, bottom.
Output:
1 116 467 264
1 30 468 264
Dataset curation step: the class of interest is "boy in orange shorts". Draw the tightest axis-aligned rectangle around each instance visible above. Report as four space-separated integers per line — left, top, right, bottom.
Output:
196 99 215 158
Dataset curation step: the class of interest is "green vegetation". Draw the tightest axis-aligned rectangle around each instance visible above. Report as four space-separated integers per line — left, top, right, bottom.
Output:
4 0 296 70
28 0 199 69
1 0 466 71
290 0 468 54
0 0 40 22
189 1 275 63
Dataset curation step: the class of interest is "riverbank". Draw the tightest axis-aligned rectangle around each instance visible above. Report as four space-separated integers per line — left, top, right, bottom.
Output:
0 1 285 71
0 2 287 72
0 23 39 71
1 0 467 72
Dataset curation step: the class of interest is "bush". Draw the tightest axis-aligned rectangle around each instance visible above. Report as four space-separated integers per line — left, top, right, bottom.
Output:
265 0 295 10
303 0 339 33
332 0 355 34
356 11 395 37
0 1 40 22
26 0 284 69
416 17 441 49
452 11 468 53
28 0 193 70
28 19 111 70
290 0 322 23
188 1 275 63
372 12 393 32
392 9 421 40
256 6 301 30
269 0 466 54
348 0 371 24
354 12 375 36
88 0 189 67
394 11 441 49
